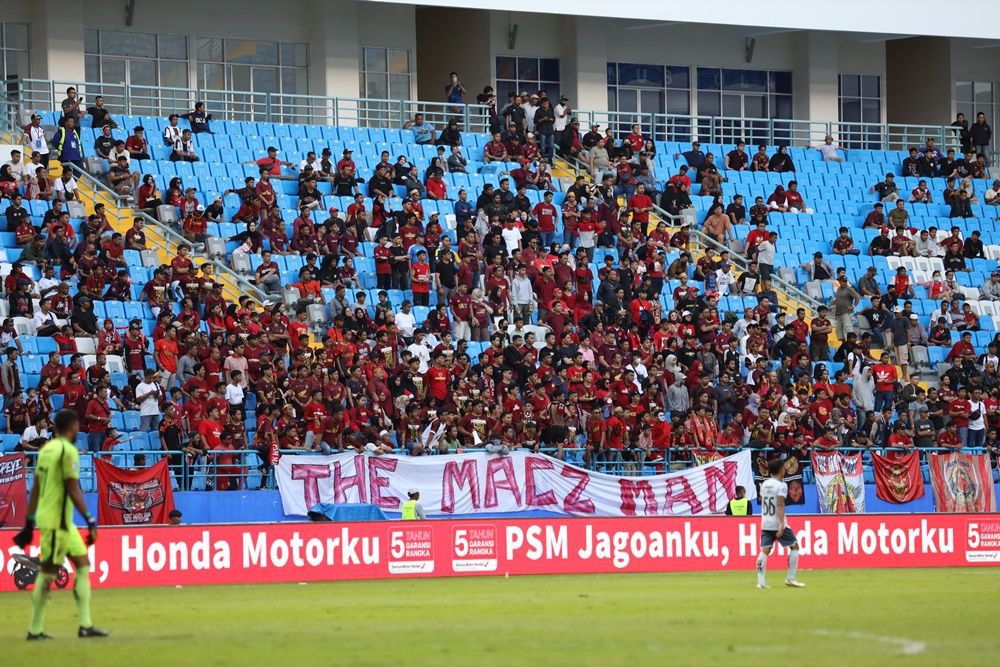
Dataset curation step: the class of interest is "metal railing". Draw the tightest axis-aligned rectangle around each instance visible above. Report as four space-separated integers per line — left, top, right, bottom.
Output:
131 210 269 305
568 109 963 152
60 160 268 305
663 203 824 317
4 77 963 152
5 78 491 134
16 446 989 493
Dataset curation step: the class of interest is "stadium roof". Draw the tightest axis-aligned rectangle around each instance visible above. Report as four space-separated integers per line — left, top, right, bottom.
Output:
372 0 1000 41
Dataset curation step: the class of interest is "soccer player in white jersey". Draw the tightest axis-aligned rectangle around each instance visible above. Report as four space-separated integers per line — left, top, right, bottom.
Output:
756 457 805 588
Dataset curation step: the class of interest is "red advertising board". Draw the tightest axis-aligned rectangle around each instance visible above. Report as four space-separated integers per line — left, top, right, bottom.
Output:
1 514 998 592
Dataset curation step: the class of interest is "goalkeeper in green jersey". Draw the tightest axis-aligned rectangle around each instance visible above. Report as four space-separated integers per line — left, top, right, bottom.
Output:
13 409 109 640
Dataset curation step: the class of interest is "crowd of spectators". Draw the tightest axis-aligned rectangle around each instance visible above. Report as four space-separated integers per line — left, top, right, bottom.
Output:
3 87 1000 492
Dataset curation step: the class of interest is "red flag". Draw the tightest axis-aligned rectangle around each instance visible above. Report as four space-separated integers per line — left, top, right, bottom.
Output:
872 451 925 504
928 453 997 513
0 453 28 528
95 458 175 525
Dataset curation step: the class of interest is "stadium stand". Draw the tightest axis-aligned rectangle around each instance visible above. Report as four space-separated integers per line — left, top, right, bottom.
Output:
2 87 999 493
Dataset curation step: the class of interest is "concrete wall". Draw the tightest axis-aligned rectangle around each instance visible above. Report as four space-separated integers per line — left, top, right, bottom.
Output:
17 0 419 99
414 6 491 102
6 0 990 130
886 38 953 125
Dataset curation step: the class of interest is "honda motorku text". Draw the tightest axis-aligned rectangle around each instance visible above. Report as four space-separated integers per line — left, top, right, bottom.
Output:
504 519 955 569
0 514 990 591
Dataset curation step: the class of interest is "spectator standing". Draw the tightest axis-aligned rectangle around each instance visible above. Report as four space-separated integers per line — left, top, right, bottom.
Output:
970 112 992 166
21 114 50 167
445 72 467 109
533 98 556 164
60 86 81 126
135 368 162 433
51 117 84 170
830 276 861 339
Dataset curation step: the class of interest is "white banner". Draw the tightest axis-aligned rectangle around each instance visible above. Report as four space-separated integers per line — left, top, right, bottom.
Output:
275 450 756 518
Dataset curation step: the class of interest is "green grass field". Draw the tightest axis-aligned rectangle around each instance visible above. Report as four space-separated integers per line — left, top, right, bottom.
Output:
2 568 997 666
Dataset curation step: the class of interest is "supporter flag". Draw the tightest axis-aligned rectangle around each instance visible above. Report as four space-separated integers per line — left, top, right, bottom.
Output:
95 458 175 525
872 451 925 504
692 451 723 467
811 452 865 514
0 453 28 528
753 453 806 505
928 453 997 513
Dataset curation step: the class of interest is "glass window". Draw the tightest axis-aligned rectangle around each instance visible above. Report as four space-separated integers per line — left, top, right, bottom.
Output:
280 43 308 68
101 58 126 85
860 75 879 98
497 57 517 81
540 59 560 82
517 58 538 82
838 73 881 147
770 71 793 95
159 34 188 60
387 49 409 75
665 66 690 90
129 59 157 87
199 63 225 91
697 91 720 115
198 37 309 96
723 69 766 93
197 37 223 63
85 29 190 100
281 68 308 96
85 55 100 83
608 62 691 141
496 56 561 99
0 22 30 79
84 28 99 55
360 46 411 100
225 39 278 66
956 81 997 151
159 60 189 88
697 68 791 122
102 30 156 58
697 68 720 91
252 67 278 94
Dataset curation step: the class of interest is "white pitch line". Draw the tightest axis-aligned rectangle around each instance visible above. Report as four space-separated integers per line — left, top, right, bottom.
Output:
812 629 926 655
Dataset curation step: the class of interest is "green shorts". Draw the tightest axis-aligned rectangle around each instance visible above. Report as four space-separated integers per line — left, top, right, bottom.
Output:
39 527 88 566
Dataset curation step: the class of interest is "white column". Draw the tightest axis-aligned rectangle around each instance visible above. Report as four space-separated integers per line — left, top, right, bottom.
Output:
309 0 361 99
34 0 86 81
565 17 608 113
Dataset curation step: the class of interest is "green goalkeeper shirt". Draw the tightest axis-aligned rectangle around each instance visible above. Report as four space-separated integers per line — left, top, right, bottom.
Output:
33 436 79 530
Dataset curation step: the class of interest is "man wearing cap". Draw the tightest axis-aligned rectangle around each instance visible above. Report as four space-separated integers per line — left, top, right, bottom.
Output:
401 489 426 520
182 205 208 244
21 113 50 167
870 172 899 202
